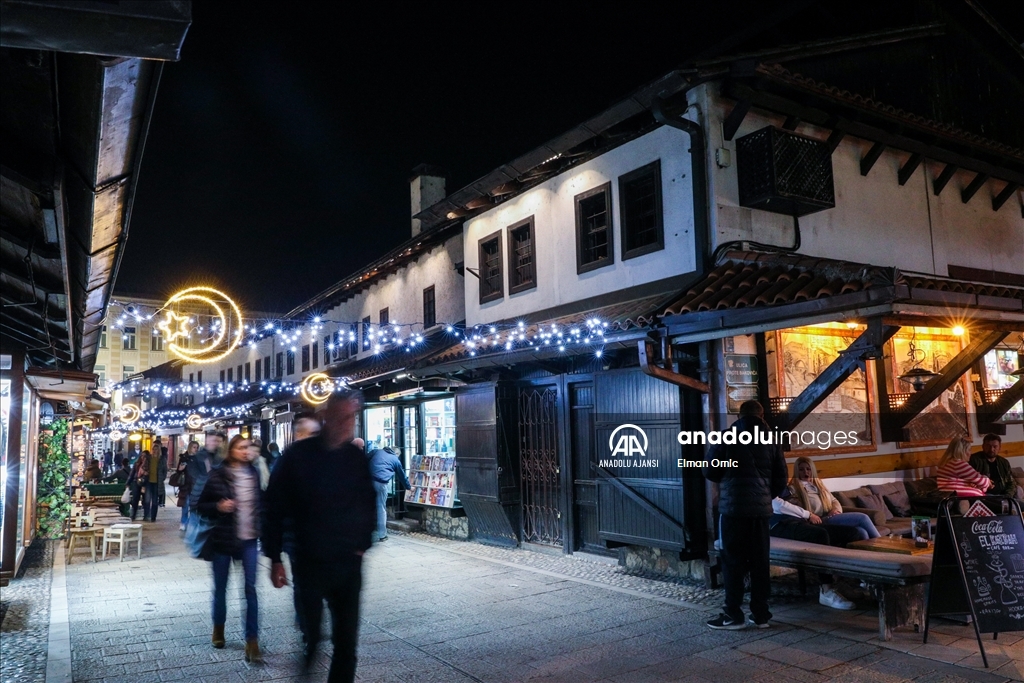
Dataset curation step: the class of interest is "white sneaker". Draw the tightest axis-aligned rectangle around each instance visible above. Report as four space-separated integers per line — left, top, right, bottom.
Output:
820 587 856 610
179 524 186 531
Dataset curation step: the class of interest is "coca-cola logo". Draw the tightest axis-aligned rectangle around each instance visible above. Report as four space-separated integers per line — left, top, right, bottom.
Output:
971 520 1004 534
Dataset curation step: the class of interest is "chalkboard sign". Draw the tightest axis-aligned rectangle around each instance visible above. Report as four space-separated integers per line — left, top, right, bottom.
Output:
924 496 1024 667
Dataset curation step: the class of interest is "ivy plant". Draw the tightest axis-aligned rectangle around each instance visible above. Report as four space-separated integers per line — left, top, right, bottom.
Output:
37 417 71 539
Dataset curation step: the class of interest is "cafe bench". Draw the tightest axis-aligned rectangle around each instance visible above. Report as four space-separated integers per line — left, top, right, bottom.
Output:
769 537 932 640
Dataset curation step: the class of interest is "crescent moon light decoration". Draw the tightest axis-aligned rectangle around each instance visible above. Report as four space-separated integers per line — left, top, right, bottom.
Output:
186 414 204 430
109 430 124 441
158 286 244 364
300 372 335 405
120 403 141 424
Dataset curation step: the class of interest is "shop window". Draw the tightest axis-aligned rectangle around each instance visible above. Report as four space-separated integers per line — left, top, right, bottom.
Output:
275 352 284 378
983 348 1023 421
122 365 134 381
286 350 295 375
508 217 536 294
151 330 163 351
95 365 106 385
362 316 371 349
244 362 251 382
100 325 107 348
312 341 319 369
575 182 613 273
379 307 389 327
423 285 435 329
254 359 261 383
122 326 137 350
619 160 663 260
478 231 503 303
302 345 310 372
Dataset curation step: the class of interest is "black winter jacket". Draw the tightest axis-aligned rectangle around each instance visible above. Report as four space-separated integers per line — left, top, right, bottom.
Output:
196 464 262 558
704 415 788 518
262 436 375 567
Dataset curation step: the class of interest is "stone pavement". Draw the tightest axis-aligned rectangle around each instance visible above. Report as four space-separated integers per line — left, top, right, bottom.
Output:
20 510 1024 682
1 539 55 683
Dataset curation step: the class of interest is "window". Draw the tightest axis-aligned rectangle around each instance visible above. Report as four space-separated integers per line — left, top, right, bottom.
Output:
423 286 436 329
122 326 137 350
254 359 262 383
349 323 359 356
302 345 311 372
100 325 107 348
324 335 331 364
379 308 389 327
151 330 164 351
362 316 371 349
197 370 202 383
122 366 134 381
619 160 663 259
95 365 106 385
244 362 251 382
236 364 242 382
286 350 295 375
276 352 284 378
312 341 319 369
264 356 271 378
220 369 226 383
188 373 194 384
227 367 233 383
507 217 536 293
575 182 613 272
478 231 503 303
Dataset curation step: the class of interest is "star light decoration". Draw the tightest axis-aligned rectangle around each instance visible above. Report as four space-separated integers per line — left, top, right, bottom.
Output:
300 372 335 405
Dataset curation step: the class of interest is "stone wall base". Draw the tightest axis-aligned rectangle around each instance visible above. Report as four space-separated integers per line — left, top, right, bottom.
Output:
420 508 469 541
617 545 707 582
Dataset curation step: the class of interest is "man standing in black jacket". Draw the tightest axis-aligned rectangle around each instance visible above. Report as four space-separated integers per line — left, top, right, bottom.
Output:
704 400 788 630
263 389 375 682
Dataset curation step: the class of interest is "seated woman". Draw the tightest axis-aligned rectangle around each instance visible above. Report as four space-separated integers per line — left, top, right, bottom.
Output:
937 436 991 497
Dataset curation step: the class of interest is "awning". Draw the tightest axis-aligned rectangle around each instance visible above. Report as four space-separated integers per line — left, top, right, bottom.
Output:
661 251 1024 343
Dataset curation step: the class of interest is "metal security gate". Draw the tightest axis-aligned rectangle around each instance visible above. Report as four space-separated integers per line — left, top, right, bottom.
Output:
519 386 562 546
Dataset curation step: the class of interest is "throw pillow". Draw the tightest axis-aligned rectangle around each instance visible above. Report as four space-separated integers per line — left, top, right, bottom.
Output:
883 493 911 517
855 493 894 520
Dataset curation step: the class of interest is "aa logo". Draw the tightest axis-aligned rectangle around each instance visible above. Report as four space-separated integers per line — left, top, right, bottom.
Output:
608 424 648 458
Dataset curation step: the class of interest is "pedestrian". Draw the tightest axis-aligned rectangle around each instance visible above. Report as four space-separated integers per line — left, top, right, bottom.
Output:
703 400 788 630
266 442 282 471
293 412 320 441
969 433 1019 498
103 449 113 475
196 435 263 663
938 436 991 497
366 442 411 542
103 457 131 483
187 431 226 513
250 440 271 490
263 389 375 682
128 450 161 522
157 442 169 507
173 441 200 531
84 459 103 482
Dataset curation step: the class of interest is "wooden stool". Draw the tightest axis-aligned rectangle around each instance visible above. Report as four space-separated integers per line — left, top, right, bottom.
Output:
67 527 102 563
103 524 143 561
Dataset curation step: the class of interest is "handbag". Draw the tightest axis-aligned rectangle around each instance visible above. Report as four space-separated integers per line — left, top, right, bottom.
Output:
168 470 183 488
120 486 132 504
184 515 215 559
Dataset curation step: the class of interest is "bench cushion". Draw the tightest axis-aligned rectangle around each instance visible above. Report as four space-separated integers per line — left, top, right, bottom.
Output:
770 537 932 580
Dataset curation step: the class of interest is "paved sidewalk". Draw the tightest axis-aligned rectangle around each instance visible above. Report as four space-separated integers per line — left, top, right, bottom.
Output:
47 511 1024 682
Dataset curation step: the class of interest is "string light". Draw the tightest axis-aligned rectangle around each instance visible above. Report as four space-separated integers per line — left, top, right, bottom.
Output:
120 404 141 424
185 414 204 430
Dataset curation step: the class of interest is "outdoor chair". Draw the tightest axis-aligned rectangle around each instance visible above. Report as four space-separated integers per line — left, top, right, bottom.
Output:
103 523 143 561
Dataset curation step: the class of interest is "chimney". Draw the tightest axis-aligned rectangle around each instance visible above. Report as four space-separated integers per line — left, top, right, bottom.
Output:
410 164 446 237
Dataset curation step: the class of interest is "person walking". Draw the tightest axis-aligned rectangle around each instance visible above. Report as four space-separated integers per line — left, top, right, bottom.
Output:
128 449 164 522
970 433 1019 498
196 435 263 663
102 449 113 475
703 400 788 630
173 441 200 531
266 442 282 472
367 442 411 542
263 389 375 682
187 431 226 515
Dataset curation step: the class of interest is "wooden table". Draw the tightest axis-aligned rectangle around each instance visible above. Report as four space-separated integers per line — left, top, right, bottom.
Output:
66 527 105 563
848 536 933 555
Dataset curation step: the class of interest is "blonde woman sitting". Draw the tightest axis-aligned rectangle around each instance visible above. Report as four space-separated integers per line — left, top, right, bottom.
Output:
937 436 991 497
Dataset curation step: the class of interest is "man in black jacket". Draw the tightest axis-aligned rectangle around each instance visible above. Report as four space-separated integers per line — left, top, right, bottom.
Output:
263 389 375 683
704 400 788 630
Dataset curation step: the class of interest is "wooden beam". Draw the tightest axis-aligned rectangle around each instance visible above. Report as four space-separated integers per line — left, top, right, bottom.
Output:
961 172 989 204
639 340 710 393
776 321 899 430
898 153 923 186
992 182 1019 211
933 164 957 195
860 142 886 176
976 379 1024 433
809 440 1024 479
885 330 1007 440
722 98 751 142
782 116 801 131
827 128 846 152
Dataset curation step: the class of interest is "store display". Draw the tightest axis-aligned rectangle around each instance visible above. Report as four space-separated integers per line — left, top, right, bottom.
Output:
405 454 456 508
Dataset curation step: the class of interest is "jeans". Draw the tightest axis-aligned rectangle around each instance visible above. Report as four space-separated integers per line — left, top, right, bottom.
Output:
719 515 771 623
212 538 259 640
770 518 836 584
180 502 189 525
825 512 880 540
296 556 363 683
131 482 160 521
373 481 389 540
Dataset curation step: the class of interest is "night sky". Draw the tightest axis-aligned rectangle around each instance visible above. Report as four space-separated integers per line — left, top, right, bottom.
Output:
115 2 1023 314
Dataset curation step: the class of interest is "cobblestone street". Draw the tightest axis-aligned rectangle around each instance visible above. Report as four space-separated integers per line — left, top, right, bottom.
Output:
0 512 1015 682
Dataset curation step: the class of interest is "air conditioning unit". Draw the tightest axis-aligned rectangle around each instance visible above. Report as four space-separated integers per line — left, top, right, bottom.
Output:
736 126 835 216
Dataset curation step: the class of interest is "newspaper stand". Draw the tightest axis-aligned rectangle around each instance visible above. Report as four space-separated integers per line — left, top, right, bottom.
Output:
923 495 1024 667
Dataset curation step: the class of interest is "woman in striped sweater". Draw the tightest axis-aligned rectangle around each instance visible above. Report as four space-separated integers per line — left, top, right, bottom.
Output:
937 437 991 497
